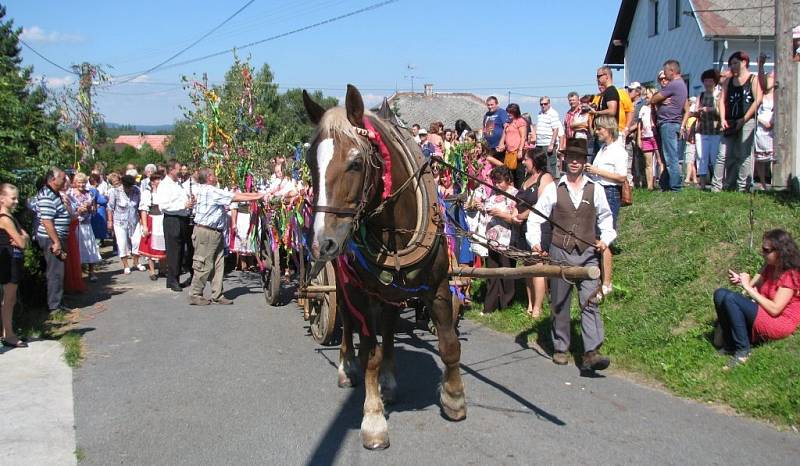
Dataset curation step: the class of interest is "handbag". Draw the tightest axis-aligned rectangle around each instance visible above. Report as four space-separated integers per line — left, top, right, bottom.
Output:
503 150 518 170
621 180 633 207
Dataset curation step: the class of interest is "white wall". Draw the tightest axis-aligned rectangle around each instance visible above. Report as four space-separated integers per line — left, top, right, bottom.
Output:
624 0 714 93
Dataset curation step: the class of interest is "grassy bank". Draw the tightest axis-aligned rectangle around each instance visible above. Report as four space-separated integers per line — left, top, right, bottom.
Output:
467 189 800 427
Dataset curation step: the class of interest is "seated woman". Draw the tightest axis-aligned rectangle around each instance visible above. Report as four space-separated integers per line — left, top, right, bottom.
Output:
713 228 800 368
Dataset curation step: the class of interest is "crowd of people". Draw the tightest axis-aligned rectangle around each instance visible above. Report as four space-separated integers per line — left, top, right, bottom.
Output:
0 51 796 371
403 51 796 371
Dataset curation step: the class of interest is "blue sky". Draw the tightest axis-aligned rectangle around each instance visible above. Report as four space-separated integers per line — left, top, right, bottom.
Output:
8 0 621 125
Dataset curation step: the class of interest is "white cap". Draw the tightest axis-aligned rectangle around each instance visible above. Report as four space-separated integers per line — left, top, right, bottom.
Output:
418 128 428 135
627 81 642 90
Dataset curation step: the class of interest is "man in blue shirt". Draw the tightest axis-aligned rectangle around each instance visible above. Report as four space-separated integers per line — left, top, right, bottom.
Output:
188 168 266 305
482 96 508 156
651 60 688 191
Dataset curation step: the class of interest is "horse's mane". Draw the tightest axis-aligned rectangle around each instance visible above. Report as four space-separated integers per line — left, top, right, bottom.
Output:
311 107 373 157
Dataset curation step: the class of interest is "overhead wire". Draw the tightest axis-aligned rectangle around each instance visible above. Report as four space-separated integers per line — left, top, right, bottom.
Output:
111 0 256 83
118 0 399 75
18 38 78 75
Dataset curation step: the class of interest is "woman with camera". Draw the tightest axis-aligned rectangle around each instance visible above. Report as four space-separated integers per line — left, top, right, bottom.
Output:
714 229 800 368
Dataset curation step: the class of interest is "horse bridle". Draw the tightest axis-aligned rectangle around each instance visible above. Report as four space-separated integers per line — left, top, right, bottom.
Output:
312 125 382 227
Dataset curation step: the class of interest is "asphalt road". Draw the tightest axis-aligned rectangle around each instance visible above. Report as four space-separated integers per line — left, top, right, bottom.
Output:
73 264 799 465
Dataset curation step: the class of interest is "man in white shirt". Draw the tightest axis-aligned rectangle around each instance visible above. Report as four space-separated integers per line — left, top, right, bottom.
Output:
526 139 616 373
531 96 561 176
153 160 194 292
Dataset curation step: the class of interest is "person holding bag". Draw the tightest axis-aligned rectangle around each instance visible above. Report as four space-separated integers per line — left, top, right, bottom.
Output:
496 103 528 187
585 115 628 300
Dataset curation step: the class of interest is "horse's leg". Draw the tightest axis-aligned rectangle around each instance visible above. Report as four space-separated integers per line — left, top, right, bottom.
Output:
359 335 389 449
428 279 466 421
379 308 398 404
337 303 358 388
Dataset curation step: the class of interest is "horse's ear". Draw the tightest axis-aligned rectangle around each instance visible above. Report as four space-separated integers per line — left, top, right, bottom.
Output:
345 84 364 128
303 89 325 125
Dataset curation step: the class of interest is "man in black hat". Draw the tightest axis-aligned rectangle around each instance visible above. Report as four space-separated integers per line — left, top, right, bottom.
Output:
525 139 617 372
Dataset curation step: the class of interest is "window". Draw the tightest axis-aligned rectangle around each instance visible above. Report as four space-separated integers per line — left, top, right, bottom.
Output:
649 0 660 37
668 0 681 30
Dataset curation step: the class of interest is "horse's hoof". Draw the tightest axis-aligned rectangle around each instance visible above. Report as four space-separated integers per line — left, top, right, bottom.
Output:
338 375 356 388
440 391 466 421
361 415 389 450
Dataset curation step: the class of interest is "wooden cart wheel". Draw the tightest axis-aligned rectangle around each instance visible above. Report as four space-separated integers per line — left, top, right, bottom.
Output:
309 262 338 345
265 245 281 306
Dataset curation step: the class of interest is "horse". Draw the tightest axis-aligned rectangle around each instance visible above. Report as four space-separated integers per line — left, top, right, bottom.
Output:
302 85 466 450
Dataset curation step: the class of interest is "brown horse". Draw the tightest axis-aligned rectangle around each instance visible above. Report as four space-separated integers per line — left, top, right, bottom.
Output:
302 85 466 449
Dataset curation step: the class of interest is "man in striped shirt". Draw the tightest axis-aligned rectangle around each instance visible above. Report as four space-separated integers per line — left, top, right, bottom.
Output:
36 167 72 312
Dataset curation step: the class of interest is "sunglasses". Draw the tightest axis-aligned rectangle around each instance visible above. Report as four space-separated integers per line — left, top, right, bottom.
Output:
540 102 550 106
596 73 606 78
761 247 775 254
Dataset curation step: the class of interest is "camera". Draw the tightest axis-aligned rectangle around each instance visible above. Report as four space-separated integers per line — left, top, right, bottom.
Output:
580 104 592 113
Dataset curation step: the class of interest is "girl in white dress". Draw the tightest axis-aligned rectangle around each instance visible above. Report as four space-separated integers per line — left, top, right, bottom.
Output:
69 172 102 281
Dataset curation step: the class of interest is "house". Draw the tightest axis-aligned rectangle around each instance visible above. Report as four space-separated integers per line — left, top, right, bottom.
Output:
604 0 795 94
114 134 172 154
377 84 487 132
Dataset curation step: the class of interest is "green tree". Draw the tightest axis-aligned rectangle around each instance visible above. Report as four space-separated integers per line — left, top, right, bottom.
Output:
0 5 65 196
165 119 198 162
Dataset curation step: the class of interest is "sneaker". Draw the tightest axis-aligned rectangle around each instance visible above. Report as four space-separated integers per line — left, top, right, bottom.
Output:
123 267 131 275
188 295 211 306
136 264 147 272
552 352 569 365
723 351 750 370
211 297 234 305
602 284 613 296
581 350 611 372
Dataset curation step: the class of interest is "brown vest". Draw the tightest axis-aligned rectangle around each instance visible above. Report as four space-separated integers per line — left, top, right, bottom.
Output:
550 181 596 253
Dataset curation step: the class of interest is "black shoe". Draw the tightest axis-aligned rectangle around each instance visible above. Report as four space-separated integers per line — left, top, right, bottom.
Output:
179 279 192 288
169 284 183 292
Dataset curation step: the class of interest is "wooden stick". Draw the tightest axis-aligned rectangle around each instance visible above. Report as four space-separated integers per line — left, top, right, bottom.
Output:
449 264 600 280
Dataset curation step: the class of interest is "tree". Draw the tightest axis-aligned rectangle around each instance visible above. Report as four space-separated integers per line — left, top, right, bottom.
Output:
176 56 338 187
0 5 65 196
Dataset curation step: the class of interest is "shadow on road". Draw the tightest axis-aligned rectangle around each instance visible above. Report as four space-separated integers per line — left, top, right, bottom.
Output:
305 315 565 463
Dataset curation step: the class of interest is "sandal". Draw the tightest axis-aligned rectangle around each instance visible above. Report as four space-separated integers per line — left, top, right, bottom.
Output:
2 338 29 348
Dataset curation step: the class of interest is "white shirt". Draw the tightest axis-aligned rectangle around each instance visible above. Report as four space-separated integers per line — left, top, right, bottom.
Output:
591 139 628 186
535 108 561 147
526 176 617 248
153 176 189 215
639 105 654 138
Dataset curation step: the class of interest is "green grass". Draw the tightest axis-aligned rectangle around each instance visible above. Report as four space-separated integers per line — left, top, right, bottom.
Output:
60 331 83 368
467 188 800 427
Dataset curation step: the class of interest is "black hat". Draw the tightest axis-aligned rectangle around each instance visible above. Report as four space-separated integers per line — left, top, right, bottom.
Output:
559 138 589 158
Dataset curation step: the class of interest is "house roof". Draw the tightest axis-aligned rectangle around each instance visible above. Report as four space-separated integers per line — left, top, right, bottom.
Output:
113 135 172 153
604 0 792 64
379 91 487 132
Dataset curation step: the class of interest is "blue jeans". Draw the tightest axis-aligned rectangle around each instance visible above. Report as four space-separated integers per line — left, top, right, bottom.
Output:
603 185 621 229
658 122 683 191
713 288 757 354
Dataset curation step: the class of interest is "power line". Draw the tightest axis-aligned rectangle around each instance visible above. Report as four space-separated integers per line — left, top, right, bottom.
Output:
18 38 78 75
132 0 399 74
112 0 256 84
689 2 800 13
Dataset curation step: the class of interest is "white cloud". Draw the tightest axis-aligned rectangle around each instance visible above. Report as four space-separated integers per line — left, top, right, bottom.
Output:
33 74 74 88
20 26 85 44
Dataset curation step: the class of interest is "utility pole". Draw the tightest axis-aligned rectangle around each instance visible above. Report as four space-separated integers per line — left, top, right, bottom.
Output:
507 90 511 105
773 0 798 192
78 62 94 165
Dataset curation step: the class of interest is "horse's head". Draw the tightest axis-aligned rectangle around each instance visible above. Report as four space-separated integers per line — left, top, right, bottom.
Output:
303 85 377 262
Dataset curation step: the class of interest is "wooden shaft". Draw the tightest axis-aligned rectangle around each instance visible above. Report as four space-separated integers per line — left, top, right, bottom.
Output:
449 264 601 280
302 285 337 293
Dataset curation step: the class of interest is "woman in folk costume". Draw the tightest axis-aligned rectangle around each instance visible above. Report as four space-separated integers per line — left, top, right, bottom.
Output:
138 172 166 280
231 186 258 271
62 173 86 293
69 172 102 282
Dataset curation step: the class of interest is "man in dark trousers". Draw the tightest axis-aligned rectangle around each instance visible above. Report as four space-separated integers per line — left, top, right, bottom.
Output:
526 139 617 372
153 160 194 292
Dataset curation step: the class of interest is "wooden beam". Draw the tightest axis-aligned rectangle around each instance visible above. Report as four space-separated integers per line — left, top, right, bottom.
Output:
449 264 601 280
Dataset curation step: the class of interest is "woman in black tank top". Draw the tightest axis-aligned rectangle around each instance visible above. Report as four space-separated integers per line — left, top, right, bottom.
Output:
0 183 30 348
513 149 554 319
